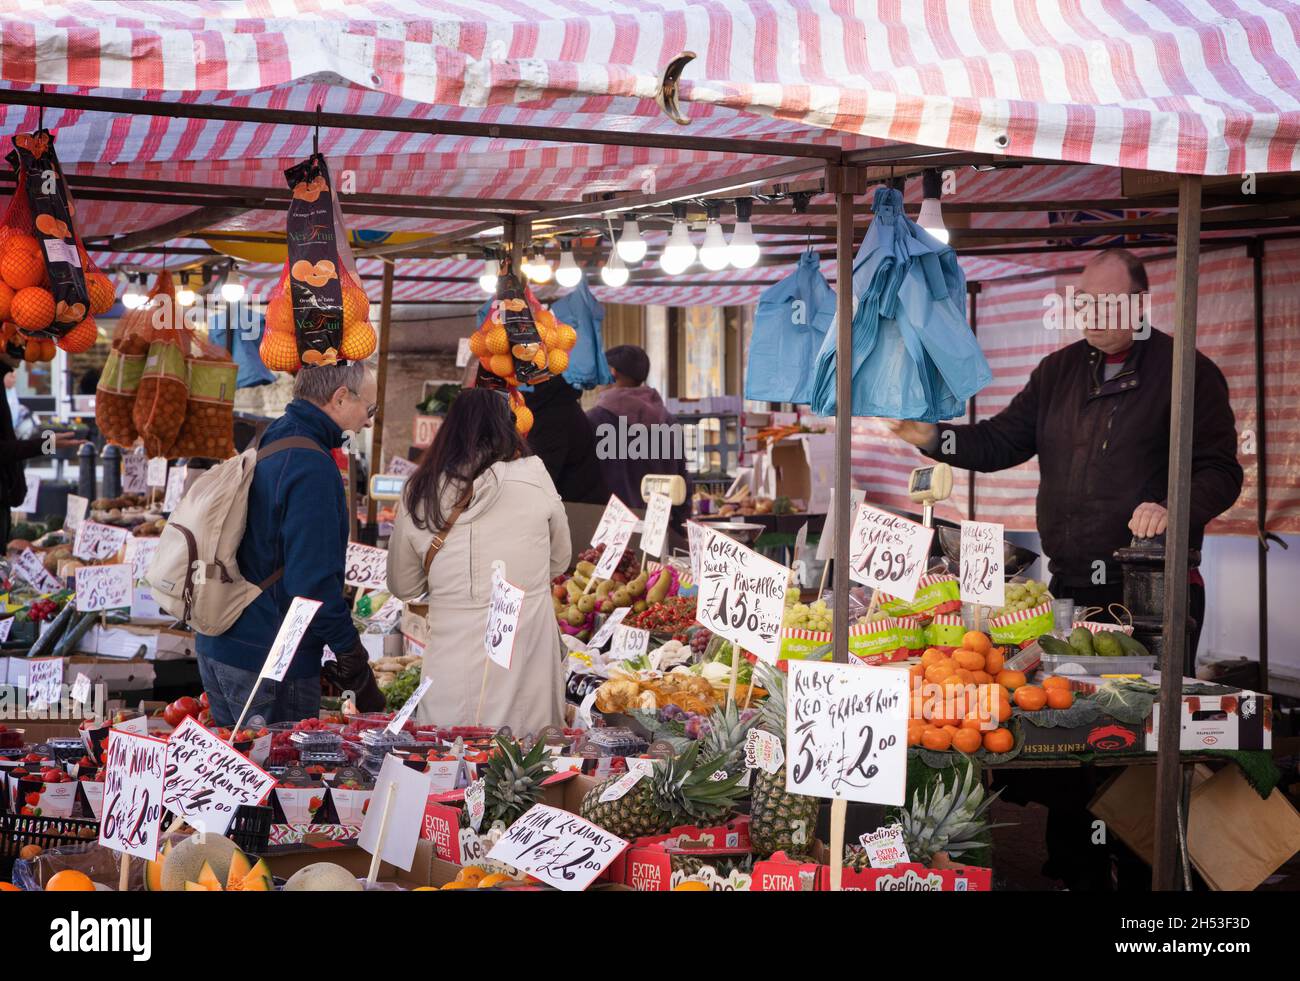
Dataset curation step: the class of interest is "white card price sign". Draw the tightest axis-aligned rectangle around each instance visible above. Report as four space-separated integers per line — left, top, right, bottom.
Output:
456 336 472 367
816 487 867 562
386 677 433 735
609 625 650 661
71 672 92 705
260 597 323 682
959 520 1005 608
386 455 419 477
64 493 88 532
98 728 168 861
74 520 132 561
147 457 168 487
694 526 789 664
686 520 703 580
586 606 629 650
0 617 12 644
75 564 133 612
590 494 636 549
593 515 637 580
640 492 673 559
484 566 524 670
487 803 629 892
785 659 908 805
27 656 63 707
162 466 187 512
14 548 59 593
123 454 148 494
126 537 160 583
163 716 276 836
19 476 39 514
345 542 389 590
847 503 934 602
360 754 432 875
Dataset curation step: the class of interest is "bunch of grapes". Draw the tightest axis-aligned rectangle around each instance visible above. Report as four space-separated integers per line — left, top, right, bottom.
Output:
993 579 1051 616
783 598 833 631
689 628 711 656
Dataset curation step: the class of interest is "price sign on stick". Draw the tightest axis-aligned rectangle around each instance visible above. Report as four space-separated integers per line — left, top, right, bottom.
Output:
27 657 63 707
126 537 160 583
640 492 673 559
360 754 431 873
123 454 148 494
487 803 629 892
386 677 433 735
587 606 629 650
959 520 1005 607
686 521 703 580
695 526 789 664
847 504 933 602
15 547 60 593
609 625 650 661
162 467 187 512
74 520 132 561
593 517 637 581
386 455 418 478
75 564 132 612
64 493 88 532
484 566 524 669
590 494 635 549
345 542 388 590
19 475 39 514
261 597 322 682
163 716 276 836
785 660 908 805
98 728 168 861
147 457 168 488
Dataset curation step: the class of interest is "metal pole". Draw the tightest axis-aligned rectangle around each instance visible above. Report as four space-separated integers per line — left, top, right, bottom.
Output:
1249 239 1269 692
1153 174 1202 891
365 261 395 540
966 283 981 519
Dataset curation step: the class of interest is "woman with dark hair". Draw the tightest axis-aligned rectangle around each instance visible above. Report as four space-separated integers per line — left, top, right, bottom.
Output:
386 387 571 734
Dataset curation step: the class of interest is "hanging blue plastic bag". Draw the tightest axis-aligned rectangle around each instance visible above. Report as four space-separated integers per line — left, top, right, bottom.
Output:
550 278 612 390
746 250 835 404
207 307 275 388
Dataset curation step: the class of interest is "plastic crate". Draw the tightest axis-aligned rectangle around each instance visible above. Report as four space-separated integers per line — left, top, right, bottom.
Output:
0 812 100 879
228 805 272 856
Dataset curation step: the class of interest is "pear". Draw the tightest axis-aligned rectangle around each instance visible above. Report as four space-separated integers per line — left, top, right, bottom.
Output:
577 594 596 614
575 561 596 577
598 599 614 615
611 588 631 608
627 574 648 598
633 600 648 614
565 605 585 627
564 579 584 602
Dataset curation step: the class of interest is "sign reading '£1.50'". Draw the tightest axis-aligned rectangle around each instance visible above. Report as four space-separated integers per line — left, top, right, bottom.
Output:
847 503 934 603
694 526 789 664
785 659 909 806
344 542 388 590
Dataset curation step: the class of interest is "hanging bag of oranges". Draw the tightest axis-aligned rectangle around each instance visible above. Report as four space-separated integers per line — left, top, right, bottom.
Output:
260 153 374 372
0 130 114 363
132 272 193 457
171 334 238 460
95 277 163 448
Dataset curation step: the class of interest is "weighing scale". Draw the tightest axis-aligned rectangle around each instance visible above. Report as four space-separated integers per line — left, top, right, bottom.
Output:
907 462 953 529
639 473 688 505
368 473 408 502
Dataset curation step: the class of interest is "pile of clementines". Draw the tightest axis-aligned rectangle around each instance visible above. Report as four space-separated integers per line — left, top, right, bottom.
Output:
0 230 115 362
907 629 1074 756
468 294 578 435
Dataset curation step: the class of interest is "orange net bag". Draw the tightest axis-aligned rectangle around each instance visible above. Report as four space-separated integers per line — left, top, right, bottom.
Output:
171 333 237 460
94 278 160 447
131 272 193 457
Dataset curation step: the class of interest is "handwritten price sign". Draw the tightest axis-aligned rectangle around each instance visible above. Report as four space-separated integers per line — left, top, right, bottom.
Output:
686 521 703 580
99 728 168 861
785 660 908 805
260 596 322 682
74 520 132 561
64 493 88 532
484 566 524 669
609 625 650 661
126 537 160 583
14 547 60 593
847 504 933 602
959 520 1005 607
163 716 276 836
590 494 636 549
123 454 148 494
640 492 673 559
487 803 629 892
586 606 629 650
386 455 419 478
75 564 133 612
162 467 188 512
27 656 63 707
386 677 433 735
147 457 168 488
345 542 388 590
19 475 39 514
694 526 789 664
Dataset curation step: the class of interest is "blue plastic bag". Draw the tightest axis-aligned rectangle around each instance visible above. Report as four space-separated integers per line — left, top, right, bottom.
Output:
207 308 275 388
550 278 612 390
745 250 834 404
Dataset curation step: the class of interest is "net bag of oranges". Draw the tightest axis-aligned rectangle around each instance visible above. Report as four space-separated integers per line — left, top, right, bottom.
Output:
467 260 578 434
95 292 157 447
132 272 194 457
260 153 374 372
171 334 238 460
0 130 114 364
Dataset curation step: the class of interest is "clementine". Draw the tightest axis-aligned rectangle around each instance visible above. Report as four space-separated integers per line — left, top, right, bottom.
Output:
983 727 1015 753
961 631 992 655
920 728 952 752
996 670 1027 691
45 870 95 892
952 728 982 754
984 649 1005 676
1042 676 1070 691
1013 685 1048 711
1046 689 1074 710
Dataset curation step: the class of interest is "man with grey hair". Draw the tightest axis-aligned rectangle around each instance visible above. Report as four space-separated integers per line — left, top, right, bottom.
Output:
195 360 385 725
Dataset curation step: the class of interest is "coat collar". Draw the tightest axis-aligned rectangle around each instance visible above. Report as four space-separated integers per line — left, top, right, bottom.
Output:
283 398 345 450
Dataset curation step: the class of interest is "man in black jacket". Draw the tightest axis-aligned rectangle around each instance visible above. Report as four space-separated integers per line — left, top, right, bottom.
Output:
522 376 608 505
889 250 1243 645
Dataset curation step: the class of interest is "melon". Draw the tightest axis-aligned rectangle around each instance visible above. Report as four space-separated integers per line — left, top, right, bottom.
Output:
282 862 362 892
194 861 222 892
144 841 172 891
184 881 213 892
159 834 241 892
228 857 272 892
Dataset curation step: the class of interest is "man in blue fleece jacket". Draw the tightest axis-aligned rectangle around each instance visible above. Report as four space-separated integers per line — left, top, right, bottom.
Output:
196 361 384 725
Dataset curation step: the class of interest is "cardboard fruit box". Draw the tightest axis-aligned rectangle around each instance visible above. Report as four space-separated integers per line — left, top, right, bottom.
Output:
1017 714 1146 756
751 847 991 891
611 817 752 891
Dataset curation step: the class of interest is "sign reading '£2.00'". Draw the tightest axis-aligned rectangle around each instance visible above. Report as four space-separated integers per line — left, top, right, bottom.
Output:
98 728 168 862
959 519 1005 608
694 526 789 664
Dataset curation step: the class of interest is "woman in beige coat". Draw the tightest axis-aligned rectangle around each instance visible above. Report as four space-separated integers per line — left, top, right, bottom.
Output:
386 388 571 735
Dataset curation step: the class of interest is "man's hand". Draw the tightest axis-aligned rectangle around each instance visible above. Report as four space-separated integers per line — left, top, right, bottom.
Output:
1129 502 1168 539
884 419 938 450
52 433 86 451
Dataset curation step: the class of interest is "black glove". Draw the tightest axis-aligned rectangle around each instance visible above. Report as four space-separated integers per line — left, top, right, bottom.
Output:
324 641 387 714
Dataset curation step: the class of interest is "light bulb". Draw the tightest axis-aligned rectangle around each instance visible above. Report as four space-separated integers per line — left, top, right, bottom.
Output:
659 219 696 275
726 221 761 269
176 282 196 307
699 221 729 271
616 218 646 264
555 250 582 288
122 278 145 309
221 280 245 303
479 258 498 293
600 252 629 288
917 197 949 244
528 252 553 284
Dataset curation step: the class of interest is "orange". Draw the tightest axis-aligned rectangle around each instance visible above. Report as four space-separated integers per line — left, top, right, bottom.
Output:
1042 676 1070 691
953 649 985 672
6 233 39 256
996 670 1027 691
339 318 377 360
907 720 925 746
920 648 945 668
547 348 569 374
514 404 534 435
11 286 54 330
0 281 12 320
1046 689 1074 710
0 882 19 891
57 316 97 353
468 330 488 359
952 728 982 754
971 670 993 685
954 668 975 685
673 881 710 891
1013 685 1048 711
908 663 924 688
260 328 300 372
984 649 1005 676
555 323 577 350
488 353 514 377
440 880 472 889
45 870 95 892
920 728 952 752
86 272 116 316
960 713 988 731
485 327 509 355
266 293 293 334
1 245 45 290
18 844 42 860
924 661 956 685
456 865 487 884
983 728 1015 753
961 631 992 655
342 286 370 325
476 872 513 888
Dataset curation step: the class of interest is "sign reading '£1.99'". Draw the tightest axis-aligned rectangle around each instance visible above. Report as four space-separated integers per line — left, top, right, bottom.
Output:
694 526 789 664
847 503 934 603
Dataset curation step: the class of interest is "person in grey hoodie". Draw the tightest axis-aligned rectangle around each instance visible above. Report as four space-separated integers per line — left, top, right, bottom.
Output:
586 345 691 529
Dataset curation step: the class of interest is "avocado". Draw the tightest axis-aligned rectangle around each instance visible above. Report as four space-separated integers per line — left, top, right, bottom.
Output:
1068 627 1095 656
1092 631 1123 657
1115 632 1150 657
1038 635 1076 658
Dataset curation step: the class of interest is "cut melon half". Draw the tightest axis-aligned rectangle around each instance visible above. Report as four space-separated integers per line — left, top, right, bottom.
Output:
193 860 223 891
144 841 172 892
228 857 272 892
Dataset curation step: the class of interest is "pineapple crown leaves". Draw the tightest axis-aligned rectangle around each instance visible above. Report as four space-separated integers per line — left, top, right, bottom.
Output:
754 661 787 741
650 743 747 822
892 760 1010 864
702 699 759 764
483 734 554 825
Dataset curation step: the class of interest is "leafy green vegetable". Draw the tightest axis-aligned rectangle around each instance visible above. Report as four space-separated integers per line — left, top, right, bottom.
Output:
383 665 422 711
1090 679 1159 725
417 383 463 416
1014 698 1104 729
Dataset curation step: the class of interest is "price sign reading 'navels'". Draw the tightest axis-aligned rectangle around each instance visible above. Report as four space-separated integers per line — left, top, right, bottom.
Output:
694 526 788 664
847 504 934 603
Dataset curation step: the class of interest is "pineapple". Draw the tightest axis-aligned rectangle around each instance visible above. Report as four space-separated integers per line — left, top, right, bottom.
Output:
888 760 1004 867
483 734 555 827
749 662 821 858
701 700 758 776
579 744 745 839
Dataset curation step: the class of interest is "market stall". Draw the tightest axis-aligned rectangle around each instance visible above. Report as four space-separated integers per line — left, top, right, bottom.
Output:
0 1 1298 896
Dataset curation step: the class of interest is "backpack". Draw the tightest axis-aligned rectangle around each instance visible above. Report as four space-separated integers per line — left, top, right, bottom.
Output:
146 437 328 635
